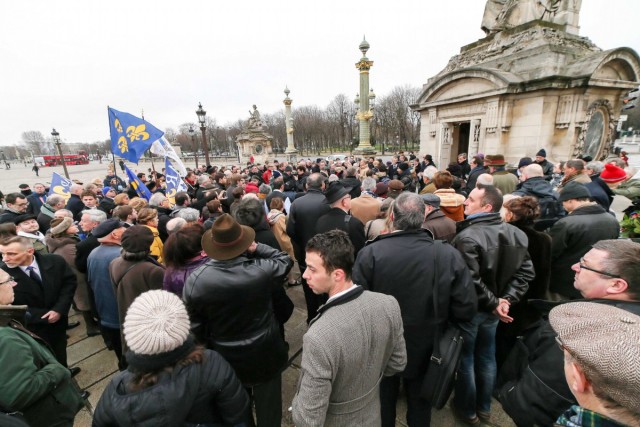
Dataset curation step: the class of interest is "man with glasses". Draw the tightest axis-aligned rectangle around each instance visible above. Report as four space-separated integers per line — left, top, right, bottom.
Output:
547 181 619 300
0 193 29 224
497 239 640 426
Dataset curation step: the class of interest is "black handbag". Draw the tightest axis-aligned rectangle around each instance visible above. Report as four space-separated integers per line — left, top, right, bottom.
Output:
420 240 464 409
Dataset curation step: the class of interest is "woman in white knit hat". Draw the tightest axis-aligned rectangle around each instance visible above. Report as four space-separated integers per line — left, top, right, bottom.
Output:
93 290 249 426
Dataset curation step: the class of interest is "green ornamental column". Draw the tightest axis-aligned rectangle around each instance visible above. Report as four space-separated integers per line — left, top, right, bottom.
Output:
354 37 376 155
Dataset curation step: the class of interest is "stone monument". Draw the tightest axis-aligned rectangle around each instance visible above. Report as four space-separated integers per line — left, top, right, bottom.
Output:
235 105 275 165
283 87 298 163
412 0 640 167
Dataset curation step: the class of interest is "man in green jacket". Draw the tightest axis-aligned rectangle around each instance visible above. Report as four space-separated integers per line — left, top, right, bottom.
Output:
0 269 83 427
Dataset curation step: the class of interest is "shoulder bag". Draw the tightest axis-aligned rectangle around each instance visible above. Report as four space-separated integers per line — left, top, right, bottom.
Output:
420 240 465 409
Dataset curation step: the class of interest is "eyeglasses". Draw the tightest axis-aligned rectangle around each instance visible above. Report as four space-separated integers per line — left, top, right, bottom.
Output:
0 276 15 286
555 335 566 352
577 257 619 278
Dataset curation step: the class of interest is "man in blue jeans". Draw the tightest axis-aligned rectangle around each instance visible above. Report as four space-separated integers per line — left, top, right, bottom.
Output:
452 185 534 424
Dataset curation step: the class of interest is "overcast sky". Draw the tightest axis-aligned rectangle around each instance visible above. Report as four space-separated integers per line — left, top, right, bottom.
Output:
1 0 638 146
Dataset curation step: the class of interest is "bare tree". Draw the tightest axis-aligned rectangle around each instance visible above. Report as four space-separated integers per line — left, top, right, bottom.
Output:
21 131 46 154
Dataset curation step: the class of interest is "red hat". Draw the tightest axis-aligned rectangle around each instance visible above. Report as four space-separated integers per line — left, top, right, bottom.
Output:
600 163 626 183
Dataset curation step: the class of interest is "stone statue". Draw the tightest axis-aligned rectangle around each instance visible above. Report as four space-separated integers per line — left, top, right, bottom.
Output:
247 105 262 129
482 0 581 35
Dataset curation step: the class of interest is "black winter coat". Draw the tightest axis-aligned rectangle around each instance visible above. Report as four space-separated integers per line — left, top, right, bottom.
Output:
548 204 620 299
315 208 366 255
497 299 640 427
286 189 330 265
353 230 477 378
453 214 535 311
93 349 250 426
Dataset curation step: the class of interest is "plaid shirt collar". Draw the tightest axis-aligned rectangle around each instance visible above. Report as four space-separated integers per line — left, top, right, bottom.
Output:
556 405 627 427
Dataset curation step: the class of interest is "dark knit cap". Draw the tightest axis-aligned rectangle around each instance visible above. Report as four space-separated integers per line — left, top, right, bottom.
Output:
121 225 154 252
558 182 591 202
536 149 546 157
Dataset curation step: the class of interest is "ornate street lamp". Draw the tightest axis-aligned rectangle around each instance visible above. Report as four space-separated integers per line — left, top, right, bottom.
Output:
196 103 211 167
188 125 198 169
51 128 69 179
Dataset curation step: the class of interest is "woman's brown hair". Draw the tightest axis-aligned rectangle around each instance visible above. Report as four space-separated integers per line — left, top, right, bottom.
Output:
129 346 205 392
504 196 540 223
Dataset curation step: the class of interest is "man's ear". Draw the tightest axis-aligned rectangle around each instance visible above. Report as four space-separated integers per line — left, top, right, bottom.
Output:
568 359 590 394
607 278 629 296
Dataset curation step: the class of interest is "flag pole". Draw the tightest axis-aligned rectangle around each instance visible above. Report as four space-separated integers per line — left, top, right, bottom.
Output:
141 109 157 176
107 106 121 188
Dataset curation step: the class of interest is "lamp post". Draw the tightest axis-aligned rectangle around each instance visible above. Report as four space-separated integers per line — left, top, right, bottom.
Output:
196 103 211 167
188 125 198 169
51 128 69 179
353 37 376 155
283 86 298 163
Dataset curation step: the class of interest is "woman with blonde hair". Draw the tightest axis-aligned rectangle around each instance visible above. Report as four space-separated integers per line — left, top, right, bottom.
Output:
128 197 148 213
136 207 164 264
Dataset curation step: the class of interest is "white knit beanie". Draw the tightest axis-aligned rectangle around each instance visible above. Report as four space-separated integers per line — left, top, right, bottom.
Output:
123 290 191 355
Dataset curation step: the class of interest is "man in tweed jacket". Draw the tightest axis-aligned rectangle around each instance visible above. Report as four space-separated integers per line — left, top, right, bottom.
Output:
292 230 406 427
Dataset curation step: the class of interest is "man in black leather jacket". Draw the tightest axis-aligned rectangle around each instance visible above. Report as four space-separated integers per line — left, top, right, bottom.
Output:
184 214 293 427
451 185 535 424
496 239 640 427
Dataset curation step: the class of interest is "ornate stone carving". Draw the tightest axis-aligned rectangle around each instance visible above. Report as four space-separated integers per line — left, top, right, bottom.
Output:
556 95 574 128
485 102 499 133
572 99 614 159
443 26 599 74
429 110 437 137
481 0 581 35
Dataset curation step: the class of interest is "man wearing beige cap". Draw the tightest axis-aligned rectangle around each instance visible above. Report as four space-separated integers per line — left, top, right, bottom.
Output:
550 301 640 426
497 239 640 426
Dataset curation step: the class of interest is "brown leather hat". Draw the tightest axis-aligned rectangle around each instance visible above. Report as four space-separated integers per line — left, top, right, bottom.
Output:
201 214 255 260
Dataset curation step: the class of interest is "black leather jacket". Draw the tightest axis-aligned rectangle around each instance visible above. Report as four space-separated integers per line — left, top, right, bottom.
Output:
453 213 535 311
183 244 293 385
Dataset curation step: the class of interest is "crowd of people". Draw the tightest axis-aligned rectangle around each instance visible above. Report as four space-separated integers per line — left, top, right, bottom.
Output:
0 148 639 427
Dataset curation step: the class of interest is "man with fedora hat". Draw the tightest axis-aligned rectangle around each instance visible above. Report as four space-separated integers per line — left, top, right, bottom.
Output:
316 181 366 256
488 154 518 195
184 213 293 427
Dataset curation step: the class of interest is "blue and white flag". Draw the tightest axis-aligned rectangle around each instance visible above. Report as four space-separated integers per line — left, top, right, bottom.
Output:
165 157 188 205
48 172 72 201
150 137 188 177
108 107 163 163
124 164 152 201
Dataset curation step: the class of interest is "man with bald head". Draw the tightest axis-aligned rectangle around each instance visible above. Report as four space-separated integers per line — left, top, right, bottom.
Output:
65 184 85 220
286 172 331 323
